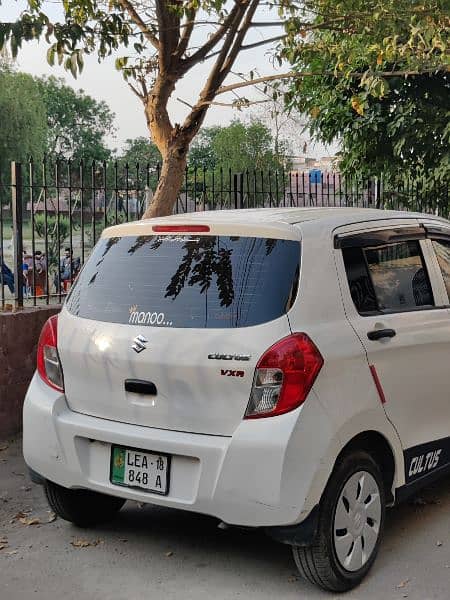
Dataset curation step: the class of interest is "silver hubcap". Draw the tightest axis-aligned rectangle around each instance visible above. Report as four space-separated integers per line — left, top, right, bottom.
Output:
333 470 382 572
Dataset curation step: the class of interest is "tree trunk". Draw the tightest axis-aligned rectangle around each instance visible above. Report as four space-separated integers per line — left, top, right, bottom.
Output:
142 143 188 218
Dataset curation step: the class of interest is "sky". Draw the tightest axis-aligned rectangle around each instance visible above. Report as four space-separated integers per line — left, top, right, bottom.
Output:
0 1 337 157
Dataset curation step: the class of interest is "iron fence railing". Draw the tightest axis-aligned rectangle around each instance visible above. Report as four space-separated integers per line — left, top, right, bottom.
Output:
0 158 449 308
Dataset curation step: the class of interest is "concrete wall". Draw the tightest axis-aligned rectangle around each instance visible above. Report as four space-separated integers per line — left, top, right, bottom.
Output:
0 306 61 439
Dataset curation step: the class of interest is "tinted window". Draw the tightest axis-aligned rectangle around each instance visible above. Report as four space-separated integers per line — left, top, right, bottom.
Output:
66 235 300 328
342 247 378 313
432 239 450 298
343 240 433 313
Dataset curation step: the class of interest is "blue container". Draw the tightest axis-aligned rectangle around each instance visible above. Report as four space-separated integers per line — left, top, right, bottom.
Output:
309 169 322 184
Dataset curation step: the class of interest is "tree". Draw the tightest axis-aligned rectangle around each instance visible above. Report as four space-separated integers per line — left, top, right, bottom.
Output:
189 127 222 170
36 76 115 162
114 136 162 203
188 120 291 207
0 1 280 217
190 120 292 172
291 71 449 176
0 66 47 195
34 213 70 268
282 0 449 202
116 136 161 168
242 76 307 156
0 1 447 216
211 119 290 172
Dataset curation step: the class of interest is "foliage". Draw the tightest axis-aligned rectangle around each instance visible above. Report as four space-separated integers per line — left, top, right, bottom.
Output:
189 120 292 207
116 137 161 169
282 0 449 199
0 1 289 216
107 137 162 211
36 76 115 162
212 120 291 172
0 66 47 191
189 127 223 170
281 0 449 105
190 120 291 171
1 1 448 216
34 213 70 268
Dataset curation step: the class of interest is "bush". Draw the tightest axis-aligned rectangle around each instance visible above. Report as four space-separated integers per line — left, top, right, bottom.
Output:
34 213 70 267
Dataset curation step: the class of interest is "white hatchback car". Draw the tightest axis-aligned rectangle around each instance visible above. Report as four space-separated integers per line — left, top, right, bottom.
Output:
24 207 450 591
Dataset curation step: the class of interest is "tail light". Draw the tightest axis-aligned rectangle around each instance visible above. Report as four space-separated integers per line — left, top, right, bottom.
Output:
245 333 323 419
37 315 64 392
152 225 210 233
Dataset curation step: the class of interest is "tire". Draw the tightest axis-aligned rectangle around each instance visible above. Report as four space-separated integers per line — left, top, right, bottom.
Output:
292 451 385 592
45 480 126 527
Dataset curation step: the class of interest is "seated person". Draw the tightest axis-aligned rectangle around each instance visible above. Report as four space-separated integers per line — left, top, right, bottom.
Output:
33 250 47 296
0 252 14 294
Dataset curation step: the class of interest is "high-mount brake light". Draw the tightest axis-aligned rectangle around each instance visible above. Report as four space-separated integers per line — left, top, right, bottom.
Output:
37 315 64 392
152 225 210 233
245 333 323 419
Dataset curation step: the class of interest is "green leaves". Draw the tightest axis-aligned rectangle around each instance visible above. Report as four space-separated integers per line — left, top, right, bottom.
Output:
280 0 449 200
35 74 116 162
281 0 449 102
0 0 133 79
115 56 128 70
46 46 55 66
0 68 48 186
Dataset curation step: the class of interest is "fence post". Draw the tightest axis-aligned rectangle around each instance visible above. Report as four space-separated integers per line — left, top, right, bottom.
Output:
233 173 243 209
11 162 24 308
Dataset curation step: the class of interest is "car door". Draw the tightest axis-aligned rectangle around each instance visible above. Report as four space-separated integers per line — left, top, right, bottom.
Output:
334 220 450 486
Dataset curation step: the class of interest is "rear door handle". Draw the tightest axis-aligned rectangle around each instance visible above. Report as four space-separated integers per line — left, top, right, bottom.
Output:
124 379 157 395
367 328 396 341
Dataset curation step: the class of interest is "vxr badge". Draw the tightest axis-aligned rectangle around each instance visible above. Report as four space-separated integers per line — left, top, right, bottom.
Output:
132 334 148 353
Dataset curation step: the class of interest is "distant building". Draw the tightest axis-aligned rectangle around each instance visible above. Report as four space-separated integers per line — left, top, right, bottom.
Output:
285 156 378 207
290 155 339 173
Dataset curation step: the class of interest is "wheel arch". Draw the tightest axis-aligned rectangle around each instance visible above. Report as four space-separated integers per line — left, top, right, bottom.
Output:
334 430 397 505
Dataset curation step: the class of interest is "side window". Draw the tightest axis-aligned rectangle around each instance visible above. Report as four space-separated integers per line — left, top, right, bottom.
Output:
343 240 434 314
432 239 450 298
342 247 378 313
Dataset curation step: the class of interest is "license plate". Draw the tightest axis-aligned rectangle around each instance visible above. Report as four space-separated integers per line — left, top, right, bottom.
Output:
110 446 170 495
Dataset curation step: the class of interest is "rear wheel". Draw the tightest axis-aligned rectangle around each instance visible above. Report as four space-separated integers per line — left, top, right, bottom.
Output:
292 451 385 592
45 480 126 527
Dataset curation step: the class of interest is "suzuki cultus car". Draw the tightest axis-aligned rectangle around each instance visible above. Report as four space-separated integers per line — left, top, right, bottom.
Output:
24 208 450 591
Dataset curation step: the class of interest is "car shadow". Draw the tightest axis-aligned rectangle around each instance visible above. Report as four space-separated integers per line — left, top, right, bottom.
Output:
89 475 450 598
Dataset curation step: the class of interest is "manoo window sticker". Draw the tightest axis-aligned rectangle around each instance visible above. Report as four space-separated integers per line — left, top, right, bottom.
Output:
128 305 173 326
153 235 201 244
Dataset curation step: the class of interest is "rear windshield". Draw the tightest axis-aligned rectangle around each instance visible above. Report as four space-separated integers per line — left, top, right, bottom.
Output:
66 234 300 328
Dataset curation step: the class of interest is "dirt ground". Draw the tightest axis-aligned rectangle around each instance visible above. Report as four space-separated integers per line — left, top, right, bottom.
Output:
1 437 449 600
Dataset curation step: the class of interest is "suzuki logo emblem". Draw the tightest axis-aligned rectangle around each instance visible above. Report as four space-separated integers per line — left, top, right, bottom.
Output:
132 334 148 353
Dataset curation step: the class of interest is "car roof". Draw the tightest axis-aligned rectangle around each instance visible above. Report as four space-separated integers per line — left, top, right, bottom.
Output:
103 207 447 238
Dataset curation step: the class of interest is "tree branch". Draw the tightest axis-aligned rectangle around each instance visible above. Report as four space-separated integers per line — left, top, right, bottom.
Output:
250 21 287 27
118 0 159 50
180 0 259 139
205 34 285 60
177 95 267 109
145 74 176 153
128 81 144 99
215 67 449 96
219 0 260 75
181 1 245 70
156 0 181 72
197 3 249 96
174 8 196 59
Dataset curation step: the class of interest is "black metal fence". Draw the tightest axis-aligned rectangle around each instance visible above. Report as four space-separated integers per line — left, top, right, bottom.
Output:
1 158 449 309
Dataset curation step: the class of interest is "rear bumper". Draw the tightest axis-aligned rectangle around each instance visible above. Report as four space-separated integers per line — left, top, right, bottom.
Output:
23 373 331 528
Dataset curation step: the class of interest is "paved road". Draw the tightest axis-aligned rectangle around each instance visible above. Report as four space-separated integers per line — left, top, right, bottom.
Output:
1 437 449 600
